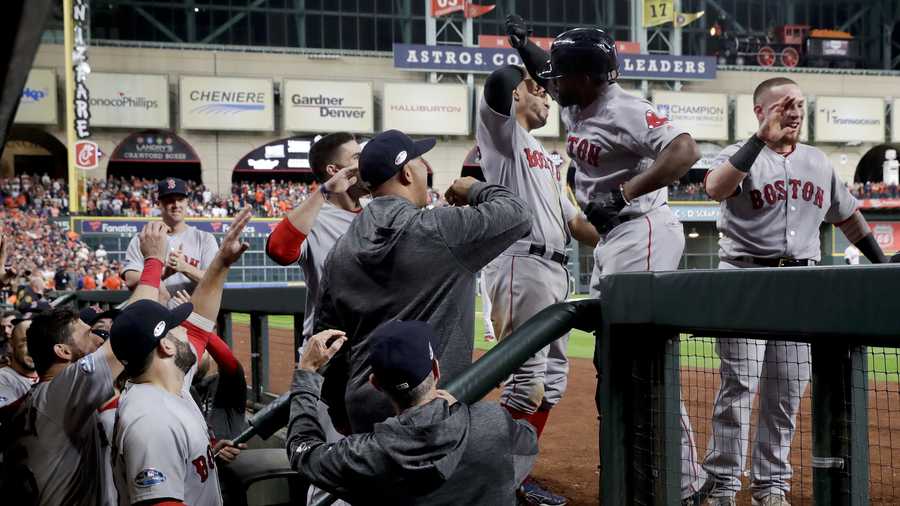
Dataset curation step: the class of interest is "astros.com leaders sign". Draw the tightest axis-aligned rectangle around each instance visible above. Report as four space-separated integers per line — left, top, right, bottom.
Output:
393 43 717 80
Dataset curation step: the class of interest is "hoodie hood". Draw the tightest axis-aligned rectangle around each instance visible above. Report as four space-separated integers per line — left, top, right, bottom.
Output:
373 398 470 491
350 196 419 269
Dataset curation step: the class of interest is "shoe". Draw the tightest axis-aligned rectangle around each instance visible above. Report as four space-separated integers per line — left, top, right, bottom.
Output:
484 334 496 343
752 495 790 506
705 497 737 506
517 477 568 506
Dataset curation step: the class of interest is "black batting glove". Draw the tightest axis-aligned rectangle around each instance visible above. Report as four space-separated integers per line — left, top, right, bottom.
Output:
506 14 531 49
584 188 628 235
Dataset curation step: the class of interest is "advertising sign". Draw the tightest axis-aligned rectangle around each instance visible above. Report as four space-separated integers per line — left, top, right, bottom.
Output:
652 91 728 141
382 83 469 136
87 73 169 128
179 76 274 131
109 131 199 163
283 80 373 133
14 69 57 125
815 96 884 143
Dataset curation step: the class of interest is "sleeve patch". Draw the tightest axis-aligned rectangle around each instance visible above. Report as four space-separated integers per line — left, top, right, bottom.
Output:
134 468 167 488
645 109 669 129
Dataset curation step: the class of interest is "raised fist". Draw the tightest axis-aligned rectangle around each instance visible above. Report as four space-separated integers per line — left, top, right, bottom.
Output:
506 14 531 49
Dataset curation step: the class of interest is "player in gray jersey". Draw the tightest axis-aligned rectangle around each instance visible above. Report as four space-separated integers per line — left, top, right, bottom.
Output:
701 77 891 506
477 64 599 506
0 222 173 505
123 178 219 308
0 320 38 407
111 209 251 506
509 17 707 503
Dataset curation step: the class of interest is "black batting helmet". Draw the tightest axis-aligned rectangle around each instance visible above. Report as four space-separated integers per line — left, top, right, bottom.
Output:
538 27 619 82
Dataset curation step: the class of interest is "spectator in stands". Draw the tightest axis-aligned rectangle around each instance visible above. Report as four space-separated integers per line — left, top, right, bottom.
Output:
0 318 38 407
16 275 46 313
121 178 219 306
0 310 19 360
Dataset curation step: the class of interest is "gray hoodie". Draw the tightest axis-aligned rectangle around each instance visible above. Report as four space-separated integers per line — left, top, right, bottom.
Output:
287 370 538 506
315 182 532 433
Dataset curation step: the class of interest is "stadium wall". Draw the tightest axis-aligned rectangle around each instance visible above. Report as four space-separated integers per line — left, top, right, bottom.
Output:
20 44 897 193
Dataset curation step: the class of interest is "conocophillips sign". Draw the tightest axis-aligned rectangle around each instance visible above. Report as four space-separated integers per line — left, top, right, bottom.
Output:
179 76 274 131
14 69 57 125
87 73 169 128
283 80 373 133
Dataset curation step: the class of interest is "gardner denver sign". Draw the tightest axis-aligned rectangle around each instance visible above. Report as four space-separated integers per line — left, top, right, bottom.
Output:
283 80 373 133
179 76 274 131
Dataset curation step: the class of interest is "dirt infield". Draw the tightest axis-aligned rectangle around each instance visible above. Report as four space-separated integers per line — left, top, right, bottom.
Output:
229 324 900 505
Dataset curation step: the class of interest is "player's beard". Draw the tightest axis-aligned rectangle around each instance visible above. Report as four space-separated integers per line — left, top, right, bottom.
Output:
173 338 197 375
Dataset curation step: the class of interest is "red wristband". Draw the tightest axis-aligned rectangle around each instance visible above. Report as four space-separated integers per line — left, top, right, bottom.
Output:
139 258 164 289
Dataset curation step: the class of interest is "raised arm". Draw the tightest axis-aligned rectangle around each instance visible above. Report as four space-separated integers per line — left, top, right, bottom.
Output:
266 166 358 265
191 207 252 321
837 211 887 264
507 15 551 91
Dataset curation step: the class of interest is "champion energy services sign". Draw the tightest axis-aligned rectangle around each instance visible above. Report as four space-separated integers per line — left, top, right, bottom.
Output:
393 43 717 80
179 76 274 131
87 73 169 129
652 91 728 141
283 80 373 133
815 96 884 143
382 83 469 136
14 69 57 125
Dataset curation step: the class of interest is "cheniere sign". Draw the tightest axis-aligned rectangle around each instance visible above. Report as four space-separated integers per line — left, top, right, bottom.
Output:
393 43 717 80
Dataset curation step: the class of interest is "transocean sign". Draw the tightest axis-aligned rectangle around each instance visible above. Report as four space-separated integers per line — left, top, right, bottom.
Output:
179 76 274 131
283 80 373 134
393 43 717 80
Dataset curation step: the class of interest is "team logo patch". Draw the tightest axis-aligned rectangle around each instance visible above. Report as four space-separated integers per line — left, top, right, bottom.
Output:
394 150 408 166
79 355 95 374
645 109 669 129
153 321 166 337
166 178 176 190
134 468 167 488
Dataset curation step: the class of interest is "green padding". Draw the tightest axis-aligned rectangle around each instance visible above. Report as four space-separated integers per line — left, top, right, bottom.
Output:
599 265 900 344
445 299 602 404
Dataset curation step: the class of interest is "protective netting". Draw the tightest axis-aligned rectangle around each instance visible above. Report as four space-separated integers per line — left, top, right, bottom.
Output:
672 336 900 505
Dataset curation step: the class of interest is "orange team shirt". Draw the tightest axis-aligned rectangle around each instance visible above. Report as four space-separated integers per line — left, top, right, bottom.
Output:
83 276 97 290
104 276 122 290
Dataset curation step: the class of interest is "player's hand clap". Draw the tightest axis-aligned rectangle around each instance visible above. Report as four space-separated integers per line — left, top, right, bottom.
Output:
170 289 191 307
584 188 628 234
167 244 190 273
213 439 247 465
218 207 253 267
298 330 347 372
139 221 169 262
444 177 479 206
323 164 359 194
756 96 797 145
506 14 531 49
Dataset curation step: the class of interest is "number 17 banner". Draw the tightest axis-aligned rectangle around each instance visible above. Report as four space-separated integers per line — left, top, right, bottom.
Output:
643 0 704 28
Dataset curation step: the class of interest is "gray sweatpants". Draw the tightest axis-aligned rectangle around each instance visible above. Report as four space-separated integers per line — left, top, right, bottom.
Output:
483 253 570 414
702 260 811 500
589 205 705 499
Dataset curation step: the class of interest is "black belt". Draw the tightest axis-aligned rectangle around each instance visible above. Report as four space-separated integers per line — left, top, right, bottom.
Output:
528 243 569 265
731 256 817 268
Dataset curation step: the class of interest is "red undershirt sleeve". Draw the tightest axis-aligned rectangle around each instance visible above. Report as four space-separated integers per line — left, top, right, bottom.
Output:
182 313 215 359
205 333 239 376
265 217 306 266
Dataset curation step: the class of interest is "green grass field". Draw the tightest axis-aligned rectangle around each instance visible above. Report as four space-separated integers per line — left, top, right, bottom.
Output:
233 299 900 381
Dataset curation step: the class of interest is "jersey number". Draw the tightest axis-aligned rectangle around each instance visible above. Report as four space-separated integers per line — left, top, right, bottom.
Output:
191 445 216 483
649 2 668 17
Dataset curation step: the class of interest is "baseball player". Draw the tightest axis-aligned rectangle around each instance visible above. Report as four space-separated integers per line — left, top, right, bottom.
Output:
111 208 251 506
123 177 219 307
477 63 599 505
701 77 891 506
508 16 707 502
0 319 37 407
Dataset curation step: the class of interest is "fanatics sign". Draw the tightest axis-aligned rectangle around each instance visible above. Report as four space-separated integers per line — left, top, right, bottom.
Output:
179 76 274 131
283 80 373 133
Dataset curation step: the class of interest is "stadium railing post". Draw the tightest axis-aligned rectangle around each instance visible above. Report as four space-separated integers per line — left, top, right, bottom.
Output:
292 313 304 363
597 322 680 505
811 342 869 505
249 312 270 403
217 311 233 347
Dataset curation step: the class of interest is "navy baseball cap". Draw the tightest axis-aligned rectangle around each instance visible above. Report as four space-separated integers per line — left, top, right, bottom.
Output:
12 301 51 326
157 177 189 198
359 130 436 189
110 299 193 376
80 307 120 327
369 320 439 394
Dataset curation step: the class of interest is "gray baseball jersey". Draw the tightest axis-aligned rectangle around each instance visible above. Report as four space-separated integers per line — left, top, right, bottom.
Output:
124 224 219 296
713 142 858 261
5 351 115 505
561 83 686 216
113 313 221 506
0 366 36 406
476 95 578 254
299 203 359 338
